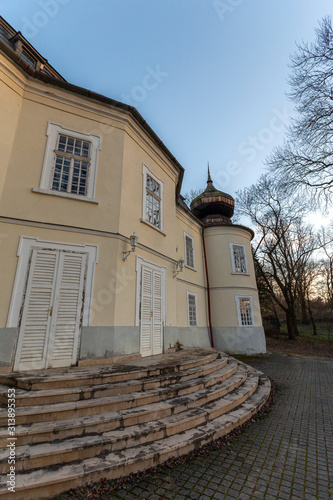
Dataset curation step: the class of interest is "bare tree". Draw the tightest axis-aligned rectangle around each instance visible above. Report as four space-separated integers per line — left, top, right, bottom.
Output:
268 16 333 205
237 175 321 339
182 188 204 205
298 260 322 335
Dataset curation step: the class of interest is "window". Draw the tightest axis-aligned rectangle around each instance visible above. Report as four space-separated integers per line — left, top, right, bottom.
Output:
146 174 161 227
229 243 248 274
184 233 195 269
33 122 101 202
235 295 255 326
142 165 164 231
187 291 198 327
52 135 90 195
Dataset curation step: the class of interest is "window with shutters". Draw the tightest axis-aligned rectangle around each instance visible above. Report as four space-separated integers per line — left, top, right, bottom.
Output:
187 291 198 327
142 164 164 232
229 243 248 274
235 295 255 326
184 232 195 269
33 122 101 203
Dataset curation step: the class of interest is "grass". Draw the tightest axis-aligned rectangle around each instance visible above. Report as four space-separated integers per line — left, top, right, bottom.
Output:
280 322 333 340
265 321 333 358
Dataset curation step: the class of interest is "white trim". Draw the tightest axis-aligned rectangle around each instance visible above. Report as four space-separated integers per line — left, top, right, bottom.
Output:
229 242 249 274
135 256 167 328
184 232 196 270
37 122 101 201
7 236 98 328
187 290 198 327
32 188 99 203
140 218 167 236
235 294 255 327
142 164 164 232
0 217 177 264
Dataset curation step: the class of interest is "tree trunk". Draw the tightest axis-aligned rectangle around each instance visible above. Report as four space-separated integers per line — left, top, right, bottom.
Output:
291 308 299 336
286 309 296 340
300 291 309 325
306 292 317 336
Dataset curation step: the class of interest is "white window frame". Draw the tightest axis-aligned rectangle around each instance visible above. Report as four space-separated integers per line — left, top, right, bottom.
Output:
141 164 165 233
229 242 249 275
33 122 101 203
187 290 198 327
184 232 196 270
235 294 255 327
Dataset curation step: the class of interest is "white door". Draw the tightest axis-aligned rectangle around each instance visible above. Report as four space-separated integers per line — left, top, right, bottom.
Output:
14 248 87 371
140 264 164 357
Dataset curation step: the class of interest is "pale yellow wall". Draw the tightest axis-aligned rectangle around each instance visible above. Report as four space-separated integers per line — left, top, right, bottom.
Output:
204 225 262 327
210 289 262 327
0 78 125 232
0 55 25 199
0 222 123 328
175 281 207 328
204 226 257 289
119 129 179 258
0 53 263 337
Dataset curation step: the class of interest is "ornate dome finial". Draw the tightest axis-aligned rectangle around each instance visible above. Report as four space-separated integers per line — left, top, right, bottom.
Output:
207 162 212 184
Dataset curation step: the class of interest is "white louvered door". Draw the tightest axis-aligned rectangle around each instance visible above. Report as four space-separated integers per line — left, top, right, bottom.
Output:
140 264 164 357
14 249 58 371
14 248 86 371
48 252 87 368
152 270 163 355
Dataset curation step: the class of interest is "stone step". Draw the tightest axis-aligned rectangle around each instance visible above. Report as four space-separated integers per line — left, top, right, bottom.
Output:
0 357 229 407
0 362 245 442
0 373 271 500
0 371 259 473
0 349 218 391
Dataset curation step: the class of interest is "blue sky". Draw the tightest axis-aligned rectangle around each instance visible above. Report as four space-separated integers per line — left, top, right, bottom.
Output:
1 0 332 200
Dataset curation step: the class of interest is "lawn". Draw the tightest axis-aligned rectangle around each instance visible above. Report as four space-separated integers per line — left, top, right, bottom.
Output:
265 322 333 358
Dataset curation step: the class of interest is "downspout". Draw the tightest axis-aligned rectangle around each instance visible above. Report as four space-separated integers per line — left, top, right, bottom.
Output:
202 229 214 349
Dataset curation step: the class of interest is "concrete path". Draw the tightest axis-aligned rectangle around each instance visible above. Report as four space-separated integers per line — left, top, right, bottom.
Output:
110 352 333 499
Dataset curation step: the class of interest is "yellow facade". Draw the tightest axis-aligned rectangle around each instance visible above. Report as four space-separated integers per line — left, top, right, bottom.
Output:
0 18 265 371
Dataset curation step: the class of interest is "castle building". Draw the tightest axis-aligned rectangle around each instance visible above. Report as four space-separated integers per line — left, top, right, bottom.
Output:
0 16 266 372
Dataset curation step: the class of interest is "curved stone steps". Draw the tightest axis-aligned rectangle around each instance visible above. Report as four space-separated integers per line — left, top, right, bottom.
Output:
0 350 271 500
0 357 229 408
0 361 245 444
0 350 218 391
0 360 241 426
0 369 259 473
0 373 271 500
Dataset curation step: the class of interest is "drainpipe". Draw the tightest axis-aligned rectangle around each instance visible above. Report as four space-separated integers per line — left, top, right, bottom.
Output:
202 229 214 349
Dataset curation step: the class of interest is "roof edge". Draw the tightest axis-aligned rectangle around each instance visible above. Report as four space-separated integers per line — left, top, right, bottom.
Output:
0 36 185 200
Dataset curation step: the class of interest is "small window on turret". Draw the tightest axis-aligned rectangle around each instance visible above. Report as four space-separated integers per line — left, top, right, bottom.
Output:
235 295 255 327
229 243 248 274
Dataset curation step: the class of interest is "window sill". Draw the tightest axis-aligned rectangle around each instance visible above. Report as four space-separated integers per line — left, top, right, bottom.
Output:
231 272 250 276
185 265 197 272
140 218 166 236
32 188 99 204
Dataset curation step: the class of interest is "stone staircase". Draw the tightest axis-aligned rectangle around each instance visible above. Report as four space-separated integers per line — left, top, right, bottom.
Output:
0 349 271 500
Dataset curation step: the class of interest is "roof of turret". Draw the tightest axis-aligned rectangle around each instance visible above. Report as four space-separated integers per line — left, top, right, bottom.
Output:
190 166 234 223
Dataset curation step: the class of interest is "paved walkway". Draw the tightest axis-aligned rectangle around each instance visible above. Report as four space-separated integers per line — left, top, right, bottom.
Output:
110 352 333 499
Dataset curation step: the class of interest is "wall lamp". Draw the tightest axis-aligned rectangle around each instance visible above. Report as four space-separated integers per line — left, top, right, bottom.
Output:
173 257 184 278
123 232 138 261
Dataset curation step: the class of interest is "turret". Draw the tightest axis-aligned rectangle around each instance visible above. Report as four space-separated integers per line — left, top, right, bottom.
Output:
190 167 266 355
